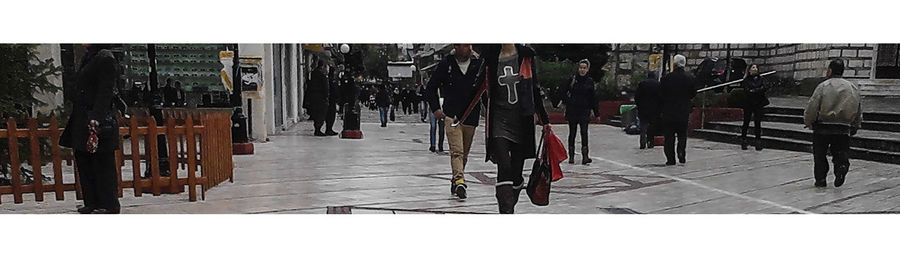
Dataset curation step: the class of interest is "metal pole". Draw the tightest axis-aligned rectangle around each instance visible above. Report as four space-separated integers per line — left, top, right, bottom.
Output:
146 44 170 177
231 44 250 143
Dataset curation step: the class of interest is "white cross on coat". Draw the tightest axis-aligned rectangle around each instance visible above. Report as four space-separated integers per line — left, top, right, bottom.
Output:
498 66 520 104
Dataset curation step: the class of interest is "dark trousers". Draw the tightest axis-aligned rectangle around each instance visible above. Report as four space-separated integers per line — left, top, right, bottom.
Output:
325 103 337 132
491 138 527 187
379 107 389 126
812 133 851 182
741 107 763 142
75 150 120 210
663 119 689 163
639 117 657 148
568 119 589 154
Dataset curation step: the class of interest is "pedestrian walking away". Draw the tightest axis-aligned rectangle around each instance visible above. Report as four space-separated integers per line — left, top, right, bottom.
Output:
58 44 122 214
635 70 662 149
804 59 862 188
425 44 485 200
740 63 770 150
659 54 698 165
482 44 550 213
417 84 428 122
304 61 330 136
376 84 392 127
427 100 446 153
324 66 341 136
561 59 599 165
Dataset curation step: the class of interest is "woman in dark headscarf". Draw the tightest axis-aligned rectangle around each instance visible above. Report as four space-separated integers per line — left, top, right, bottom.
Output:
562 59 600 165
59 44 121 214
740 63 770 151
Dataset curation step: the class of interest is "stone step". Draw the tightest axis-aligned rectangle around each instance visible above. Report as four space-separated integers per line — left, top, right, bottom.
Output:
691 129 900 165
764 113 900 133
765 106 900 123
856 79 900 97
704 121 900 153
860 84 900 92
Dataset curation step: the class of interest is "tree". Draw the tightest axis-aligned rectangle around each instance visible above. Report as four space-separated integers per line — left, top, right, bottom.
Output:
0 44 63 185
532 44 611 81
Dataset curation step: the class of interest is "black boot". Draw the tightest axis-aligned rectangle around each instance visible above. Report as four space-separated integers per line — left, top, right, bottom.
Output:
581 146 592 165
568 147 575 164
495 184 520 214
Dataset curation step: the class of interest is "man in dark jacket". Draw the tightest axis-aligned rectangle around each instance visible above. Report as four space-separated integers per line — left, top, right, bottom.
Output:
375 84 392 127
304 61 330 136
635 70 662 149
59 44 122 214
425 44 485 200
659 55 697 165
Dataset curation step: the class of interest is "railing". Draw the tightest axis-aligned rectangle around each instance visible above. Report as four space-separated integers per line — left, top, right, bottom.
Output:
0 108 233 205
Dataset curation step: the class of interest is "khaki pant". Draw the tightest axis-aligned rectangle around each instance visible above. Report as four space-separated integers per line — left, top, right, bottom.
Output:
445 117 476 183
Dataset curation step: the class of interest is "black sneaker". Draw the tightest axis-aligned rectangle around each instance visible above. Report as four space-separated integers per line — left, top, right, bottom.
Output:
325 130 338 136
455 183 467 200
450 182 456 195
834 173 847 187
430 146 436 153
666 161 676 166
314 131 326 136
815 180 827 188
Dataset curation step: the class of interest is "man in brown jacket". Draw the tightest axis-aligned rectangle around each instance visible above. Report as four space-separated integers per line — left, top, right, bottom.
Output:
804 59 862 188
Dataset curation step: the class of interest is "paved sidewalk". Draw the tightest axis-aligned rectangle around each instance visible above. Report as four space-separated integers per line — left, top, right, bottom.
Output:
4 118 900 214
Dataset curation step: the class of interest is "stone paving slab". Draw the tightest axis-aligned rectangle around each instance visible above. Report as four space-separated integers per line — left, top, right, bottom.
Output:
3 115 900 214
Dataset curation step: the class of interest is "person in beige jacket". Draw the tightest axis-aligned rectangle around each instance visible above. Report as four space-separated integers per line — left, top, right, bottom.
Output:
803 59 862 188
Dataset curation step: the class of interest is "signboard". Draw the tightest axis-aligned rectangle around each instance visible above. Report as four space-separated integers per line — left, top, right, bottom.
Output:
240 56 263 92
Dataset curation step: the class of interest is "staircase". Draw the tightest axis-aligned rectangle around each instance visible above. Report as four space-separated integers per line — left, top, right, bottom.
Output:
692 106 900 164
853 79 900 97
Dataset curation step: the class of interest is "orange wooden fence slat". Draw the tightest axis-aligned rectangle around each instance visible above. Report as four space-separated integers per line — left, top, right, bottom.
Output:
27 119 43 202
116 129 124 198
147 117 161 196
166 117 179 193
185 116 197 202
50 117 64 201
130 117 142 197
8 118 24 203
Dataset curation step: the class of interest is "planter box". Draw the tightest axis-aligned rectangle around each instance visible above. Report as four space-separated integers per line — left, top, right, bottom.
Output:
597 100 631 123
689 108 744 132
547 112 602 124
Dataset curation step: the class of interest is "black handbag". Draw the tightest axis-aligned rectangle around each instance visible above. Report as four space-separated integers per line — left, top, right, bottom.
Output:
527 131 552 206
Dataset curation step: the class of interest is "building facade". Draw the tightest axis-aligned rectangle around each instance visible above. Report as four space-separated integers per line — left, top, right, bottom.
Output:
608 43 900 97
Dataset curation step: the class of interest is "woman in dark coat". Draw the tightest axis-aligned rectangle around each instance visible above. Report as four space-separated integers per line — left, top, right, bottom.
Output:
482 44 550 214
740 63 769 151
562 59 600 165
59 44 121 214
304 61 329 136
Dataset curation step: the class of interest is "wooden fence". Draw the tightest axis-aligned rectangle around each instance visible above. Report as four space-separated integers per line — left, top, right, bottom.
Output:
0 108 233 204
